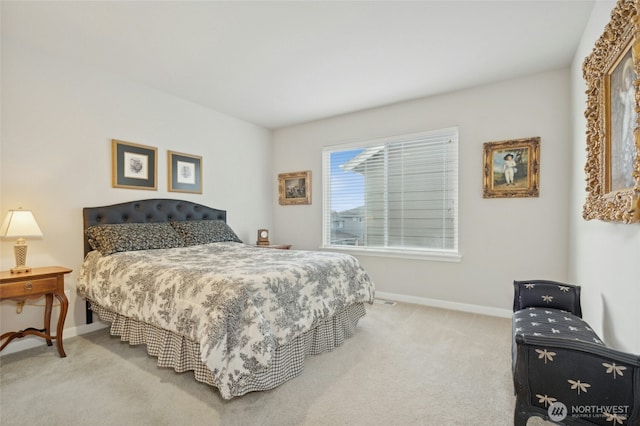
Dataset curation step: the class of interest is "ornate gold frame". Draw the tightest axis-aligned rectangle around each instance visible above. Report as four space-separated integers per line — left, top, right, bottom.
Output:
279 171 311 205
482 137 540 198
583 0 640 223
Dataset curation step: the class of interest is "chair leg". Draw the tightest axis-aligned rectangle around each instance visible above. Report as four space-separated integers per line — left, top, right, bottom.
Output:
514 412 529 426
514 399 530 426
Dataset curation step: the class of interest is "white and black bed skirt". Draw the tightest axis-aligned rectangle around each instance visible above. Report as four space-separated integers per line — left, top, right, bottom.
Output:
87 301 367 399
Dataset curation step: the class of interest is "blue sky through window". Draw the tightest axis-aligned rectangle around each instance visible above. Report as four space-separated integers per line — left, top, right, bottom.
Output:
330 149 364 213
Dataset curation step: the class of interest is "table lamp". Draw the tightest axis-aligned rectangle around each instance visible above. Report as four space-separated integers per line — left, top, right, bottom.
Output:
0 208 43 273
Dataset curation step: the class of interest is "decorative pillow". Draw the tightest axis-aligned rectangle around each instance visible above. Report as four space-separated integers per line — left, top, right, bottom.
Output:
170 220 242 246
86 222 184 256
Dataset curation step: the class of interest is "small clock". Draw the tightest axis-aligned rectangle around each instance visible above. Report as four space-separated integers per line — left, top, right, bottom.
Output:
257 229 270 246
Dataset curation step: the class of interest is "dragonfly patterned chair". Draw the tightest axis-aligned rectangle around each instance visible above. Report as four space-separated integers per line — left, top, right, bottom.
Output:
511 280 640 425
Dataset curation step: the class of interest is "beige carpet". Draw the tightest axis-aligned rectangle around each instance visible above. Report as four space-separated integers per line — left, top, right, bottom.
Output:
0 301 552 425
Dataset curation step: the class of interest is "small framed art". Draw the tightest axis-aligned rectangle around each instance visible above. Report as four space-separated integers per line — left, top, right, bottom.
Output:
279 171 311 205
168 151 202 194
482 137 540 198
112 139 157 190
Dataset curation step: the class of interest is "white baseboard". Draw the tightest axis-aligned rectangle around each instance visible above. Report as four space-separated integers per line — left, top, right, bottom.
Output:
375 291 512 318
0 321 108 357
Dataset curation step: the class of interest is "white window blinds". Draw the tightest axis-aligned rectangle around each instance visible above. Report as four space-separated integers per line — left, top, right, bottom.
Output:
322 127 458 257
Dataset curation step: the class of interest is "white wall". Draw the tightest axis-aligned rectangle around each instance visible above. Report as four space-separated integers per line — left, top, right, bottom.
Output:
272 69 572 314
0 39 272 341
569 1 640 354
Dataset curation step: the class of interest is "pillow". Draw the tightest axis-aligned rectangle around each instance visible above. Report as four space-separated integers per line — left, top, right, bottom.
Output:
86 222 184 256
170 220 242 246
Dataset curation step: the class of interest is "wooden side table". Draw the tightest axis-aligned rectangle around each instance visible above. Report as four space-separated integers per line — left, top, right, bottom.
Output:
0 266 72 357
256 244 292 250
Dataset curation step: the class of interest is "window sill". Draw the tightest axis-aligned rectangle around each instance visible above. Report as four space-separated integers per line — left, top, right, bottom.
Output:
319 245 462 262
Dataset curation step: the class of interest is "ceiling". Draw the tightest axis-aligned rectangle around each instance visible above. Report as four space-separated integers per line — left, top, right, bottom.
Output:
2 1 596 129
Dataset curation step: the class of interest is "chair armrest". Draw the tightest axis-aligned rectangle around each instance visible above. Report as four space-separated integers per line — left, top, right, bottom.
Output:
513 280 582 317
514 334 640 425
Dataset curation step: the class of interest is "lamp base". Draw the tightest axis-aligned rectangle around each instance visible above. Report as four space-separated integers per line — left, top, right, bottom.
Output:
10 265 32 274
11 240 31 273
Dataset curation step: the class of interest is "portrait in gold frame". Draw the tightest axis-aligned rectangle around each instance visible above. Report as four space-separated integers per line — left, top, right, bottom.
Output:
583 0 640 223
482 137 540 199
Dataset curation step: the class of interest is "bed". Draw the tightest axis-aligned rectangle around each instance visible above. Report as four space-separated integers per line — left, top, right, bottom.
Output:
77 199 375 399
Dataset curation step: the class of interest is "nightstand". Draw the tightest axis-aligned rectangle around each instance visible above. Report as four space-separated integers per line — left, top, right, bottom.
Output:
257 244 292 250
0 266 72 357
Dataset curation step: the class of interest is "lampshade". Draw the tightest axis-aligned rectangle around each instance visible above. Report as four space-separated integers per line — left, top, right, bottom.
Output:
1 209 43 238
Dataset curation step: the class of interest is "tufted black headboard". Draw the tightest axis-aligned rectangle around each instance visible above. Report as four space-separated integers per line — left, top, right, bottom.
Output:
83 198 227 256
82 199 227 324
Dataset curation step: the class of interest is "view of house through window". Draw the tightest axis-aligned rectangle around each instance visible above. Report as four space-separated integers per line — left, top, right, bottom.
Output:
322 127 459 257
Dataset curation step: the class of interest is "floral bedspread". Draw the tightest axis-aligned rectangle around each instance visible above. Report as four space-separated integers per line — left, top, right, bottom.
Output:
77 242 374 397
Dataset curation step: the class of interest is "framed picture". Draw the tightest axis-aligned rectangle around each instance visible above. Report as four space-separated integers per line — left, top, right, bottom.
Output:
583 0 639 223
168 151 202 194
482 137 540 198
279 171 311 205
112 139 157 190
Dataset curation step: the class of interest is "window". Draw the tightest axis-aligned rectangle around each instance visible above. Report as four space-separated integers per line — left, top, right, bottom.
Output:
322 127 459 260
